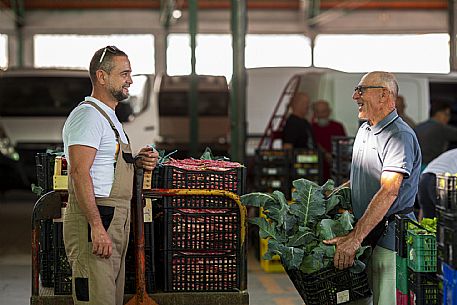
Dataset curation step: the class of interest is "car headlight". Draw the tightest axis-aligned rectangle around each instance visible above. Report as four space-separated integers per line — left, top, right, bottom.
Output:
0 136 19 161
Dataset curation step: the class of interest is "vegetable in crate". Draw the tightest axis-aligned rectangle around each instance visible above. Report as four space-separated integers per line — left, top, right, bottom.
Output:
241 178 371 274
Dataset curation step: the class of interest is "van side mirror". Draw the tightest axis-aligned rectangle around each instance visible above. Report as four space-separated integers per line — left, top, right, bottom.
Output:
116 101 134 123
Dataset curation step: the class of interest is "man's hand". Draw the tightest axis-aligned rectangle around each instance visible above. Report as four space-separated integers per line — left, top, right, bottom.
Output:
91 224 113 259
137 147 159 171
324 232 361 270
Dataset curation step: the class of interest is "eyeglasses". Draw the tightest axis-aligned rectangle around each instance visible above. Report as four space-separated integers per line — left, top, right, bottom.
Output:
99 46 120 63
354 85 386 96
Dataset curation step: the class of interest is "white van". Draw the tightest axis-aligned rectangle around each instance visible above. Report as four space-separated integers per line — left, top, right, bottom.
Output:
0 68 159 189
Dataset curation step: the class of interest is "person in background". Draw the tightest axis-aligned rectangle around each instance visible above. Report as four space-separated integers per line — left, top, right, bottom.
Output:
282 92 315 150
62 46 158 305
414 99 457 169
311 99 347 182
324 71 421 305
418 148 457 219
395 95 416 129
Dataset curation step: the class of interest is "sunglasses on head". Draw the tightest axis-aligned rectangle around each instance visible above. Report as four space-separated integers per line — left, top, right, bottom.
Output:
99 46 120 63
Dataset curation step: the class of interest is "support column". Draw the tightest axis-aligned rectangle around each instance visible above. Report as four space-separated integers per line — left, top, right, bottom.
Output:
189 0 198 157
230 0 247 163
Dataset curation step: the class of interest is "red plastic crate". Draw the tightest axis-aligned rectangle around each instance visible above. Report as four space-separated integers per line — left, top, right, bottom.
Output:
397 288 410 305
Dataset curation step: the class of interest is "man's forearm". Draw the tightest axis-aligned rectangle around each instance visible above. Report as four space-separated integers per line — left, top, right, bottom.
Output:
71 170 102 228
351 186 398 243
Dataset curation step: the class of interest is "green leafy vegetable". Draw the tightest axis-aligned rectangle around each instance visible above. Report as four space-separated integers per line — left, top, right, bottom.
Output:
241 178 371 274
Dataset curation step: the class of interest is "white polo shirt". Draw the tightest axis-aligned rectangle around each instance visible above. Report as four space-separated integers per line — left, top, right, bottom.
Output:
63 96 128 197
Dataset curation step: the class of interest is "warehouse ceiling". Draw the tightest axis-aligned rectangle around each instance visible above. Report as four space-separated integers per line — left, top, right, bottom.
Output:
0 0 449 10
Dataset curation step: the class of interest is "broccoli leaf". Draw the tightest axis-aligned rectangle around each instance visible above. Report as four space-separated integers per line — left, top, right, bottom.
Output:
250 217 287 243
290 179 326 226
288 226 316 247
241 192 275 208
266 191 290 227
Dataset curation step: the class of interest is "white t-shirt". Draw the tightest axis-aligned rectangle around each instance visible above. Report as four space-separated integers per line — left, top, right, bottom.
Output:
423 148 457 175
63 96 128 197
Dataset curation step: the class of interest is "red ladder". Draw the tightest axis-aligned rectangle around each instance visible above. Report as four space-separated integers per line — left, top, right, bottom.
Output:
257 74 301 149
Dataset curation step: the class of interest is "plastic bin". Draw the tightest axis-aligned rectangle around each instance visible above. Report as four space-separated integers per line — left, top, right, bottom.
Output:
163 250 240 292
53 222 72 295
285 266 371 305
397 255 409 294
255 149 290 164
164 207 240 251
397 288 410 305
39 219 54 287
406 222 437 273
436 174 457 212
443 262 457 305
163 165 245 195
408 271 439 305
396 214 413 258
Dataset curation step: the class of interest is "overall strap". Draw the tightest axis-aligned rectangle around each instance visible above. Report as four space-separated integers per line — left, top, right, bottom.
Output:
81 101 120 142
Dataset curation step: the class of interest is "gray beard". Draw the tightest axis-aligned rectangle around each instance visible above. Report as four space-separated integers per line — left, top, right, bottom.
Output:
111 88 128 102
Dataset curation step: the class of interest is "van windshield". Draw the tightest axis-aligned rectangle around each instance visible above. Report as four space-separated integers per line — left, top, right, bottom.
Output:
0 76 92 116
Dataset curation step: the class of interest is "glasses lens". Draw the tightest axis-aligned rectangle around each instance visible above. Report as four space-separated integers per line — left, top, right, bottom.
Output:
354 86 363 95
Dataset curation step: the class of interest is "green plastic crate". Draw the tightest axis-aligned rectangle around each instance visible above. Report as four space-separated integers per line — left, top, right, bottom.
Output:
406 229 437 273
396 255 409 294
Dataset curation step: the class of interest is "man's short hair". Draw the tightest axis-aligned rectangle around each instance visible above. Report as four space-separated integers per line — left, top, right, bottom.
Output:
89 46 127 84
430 99 452 117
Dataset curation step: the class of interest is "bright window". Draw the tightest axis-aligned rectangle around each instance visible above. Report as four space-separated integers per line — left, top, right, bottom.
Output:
245 34 312 68
0 34 7 69
34 34 154 74
167 34 311 80
167 34 233 80
314 34 450 73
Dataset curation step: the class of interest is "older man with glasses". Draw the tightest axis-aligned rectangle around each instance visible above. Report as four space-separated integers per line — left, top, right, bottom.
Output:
62 46 159 305
324 71 421 305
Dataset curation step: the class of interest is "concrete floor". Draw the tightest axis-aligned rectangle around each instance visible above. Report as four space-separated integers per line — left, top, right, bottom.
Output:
0 190 303 305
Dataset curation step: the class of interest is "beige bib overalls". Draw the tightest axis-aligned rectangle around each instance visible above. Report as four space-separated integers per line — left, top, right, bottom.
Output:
63 101 134 305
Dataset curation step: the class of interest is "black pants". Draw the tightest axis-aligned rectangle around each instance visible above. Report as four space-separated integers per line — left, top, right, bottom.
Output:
417 172 437 218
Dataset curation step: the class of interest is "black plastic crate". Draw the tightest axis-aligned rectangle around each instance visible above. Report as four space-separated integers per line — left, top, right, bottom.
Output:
254 165 289 177
255 149 290 164
255 176 290 190
293 149 319 164
163 165 245 195
39 219 54 287
408 271 439 305
162 194 239 209
53 222 72 295
163 250 241 292
331 137 355 158
35 153 56 195
124 221 156 294
436 174 457 211
396 214 413 258
164 208 240 252
285 266 371 305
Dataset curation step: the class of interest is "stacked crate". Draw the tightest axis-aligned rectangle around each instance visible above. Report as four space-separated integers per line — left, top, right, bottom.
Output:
396 215 439 305
396 215 411 304
35 152 61 288
436 174 457 304
291 149 320 184
254 149 290 199
331 137 354 186
159 160 246 292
